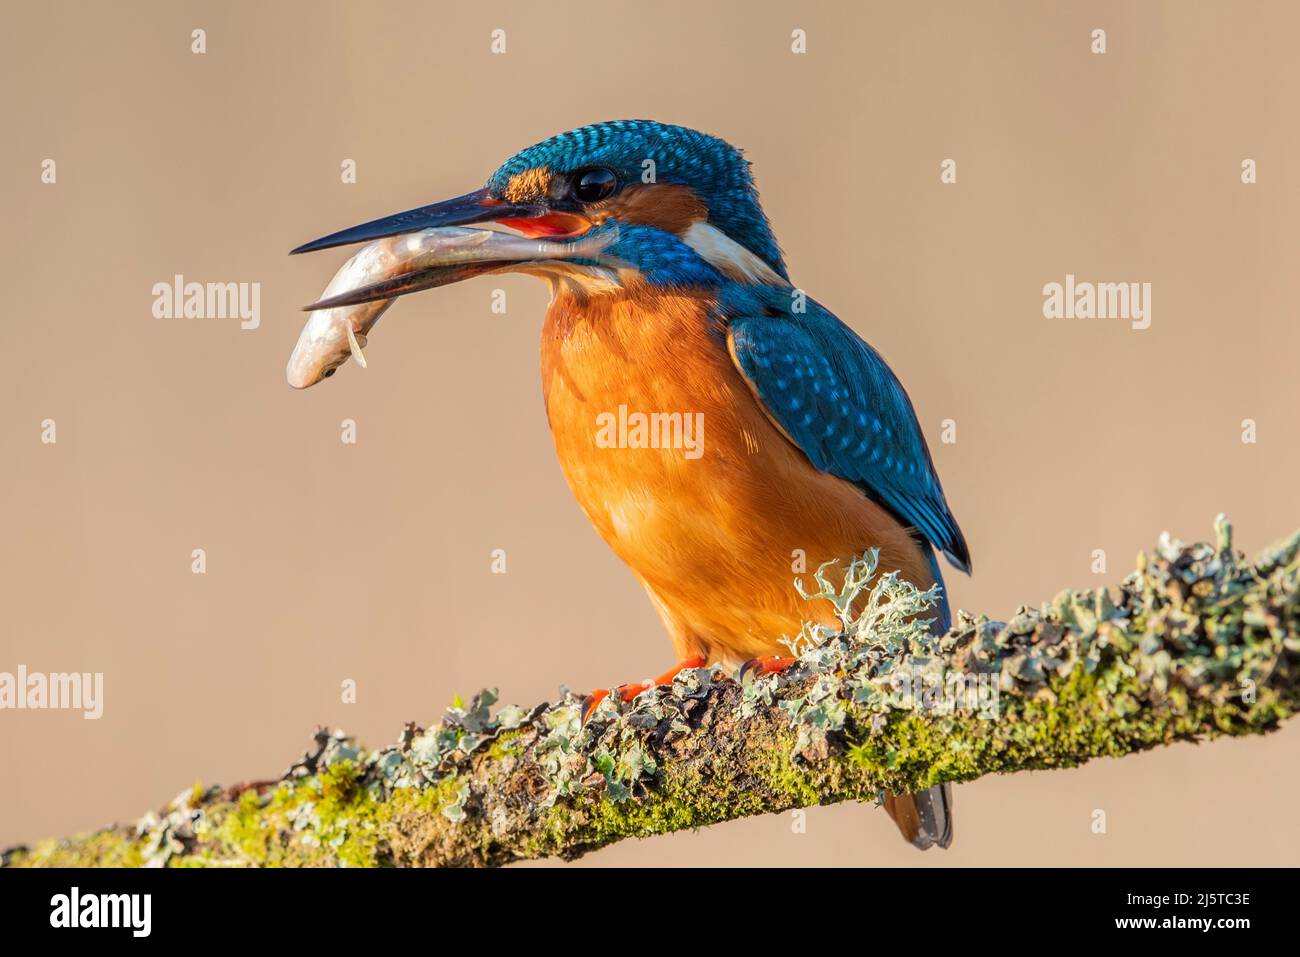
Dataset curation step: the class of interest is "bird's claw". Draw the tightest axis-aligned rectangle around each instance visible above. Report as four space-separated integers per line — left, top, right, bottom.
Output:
739 655 795 680
580 654 708 724
581 688 611 723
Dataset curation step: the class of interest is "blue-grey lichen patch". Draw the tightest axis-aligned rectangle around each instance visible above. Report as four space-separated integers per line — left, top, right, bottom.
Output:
8 517 1298 868
955 515 1300 714
533 699 589 804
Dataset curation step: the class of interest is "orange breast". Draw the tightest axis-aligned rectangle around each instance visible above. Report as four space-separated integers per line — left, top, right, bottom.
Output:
540 282 933 665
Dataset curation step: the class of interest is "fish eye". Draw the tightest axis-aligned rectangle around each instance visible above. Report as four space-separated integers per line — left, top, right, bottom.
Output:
573 167 618 203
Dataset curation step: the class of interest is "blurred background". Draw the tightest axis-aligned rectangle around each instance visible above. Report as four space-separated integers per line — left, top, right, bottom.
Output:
2 0 1297 865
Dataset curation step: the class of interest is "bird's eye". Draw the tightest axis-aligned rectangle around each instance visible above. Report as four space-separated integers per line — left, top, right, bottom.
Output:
573 167 618 203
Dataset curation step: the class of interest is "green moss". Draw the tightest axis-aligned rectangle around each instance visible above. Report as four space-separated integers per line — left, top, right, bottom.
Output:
10 828 146 868
538 723 831 858
487 729 524 760
749 734 827 807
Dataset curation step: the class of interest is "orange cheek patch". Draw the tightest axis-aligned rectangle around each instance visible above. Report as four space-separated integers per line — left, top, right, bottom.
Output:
602 184 708 234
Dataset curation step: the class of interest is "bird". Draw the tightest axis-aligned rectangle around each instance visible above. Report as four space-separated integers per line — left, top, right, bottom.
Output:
290 120 971 849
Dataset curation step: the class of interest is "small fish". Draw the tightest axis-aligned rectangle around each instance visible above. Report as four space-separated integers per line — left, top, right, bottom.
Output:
286 226 619 389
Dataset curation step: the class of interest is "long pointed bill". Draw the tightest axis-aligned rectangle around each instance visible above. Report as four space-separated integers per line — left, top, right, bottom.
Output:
286 225 620 389
289 187 544 255
301 227 619 311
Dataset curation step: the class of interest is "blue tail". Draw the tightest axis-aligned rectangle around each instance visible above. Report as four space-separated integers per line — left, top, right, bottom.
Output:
882 543 956 849
923 544 952 635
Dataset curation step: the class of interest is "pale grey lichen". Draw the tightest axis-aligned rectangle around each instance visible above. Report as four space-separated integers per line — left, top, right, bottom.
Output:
768 547 965 759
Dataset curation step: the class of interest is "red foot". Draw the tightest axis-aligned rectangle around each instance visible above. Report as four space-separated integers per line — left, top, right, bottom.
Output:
739 655 795 680
581 688 611 720
582 654 708 722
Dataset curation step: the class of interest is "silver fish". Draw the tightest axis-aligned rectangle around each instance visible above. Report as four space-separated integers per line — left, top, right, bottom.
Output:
286 226 618 389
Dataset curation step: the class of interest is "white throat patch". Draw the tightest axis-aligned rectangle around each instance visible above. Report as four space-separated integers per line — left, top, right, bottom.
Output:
681 221 787 287
524 262 625 300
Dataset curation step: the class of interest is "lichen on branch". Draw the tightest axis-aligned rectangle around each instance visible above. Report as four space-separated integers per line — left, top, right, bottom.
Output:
5 516 1298 868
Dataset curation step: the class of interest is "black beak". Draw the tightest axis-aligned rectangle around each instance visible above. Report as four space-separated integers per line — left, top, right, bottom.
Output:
301 260 510 311
288 187 544 255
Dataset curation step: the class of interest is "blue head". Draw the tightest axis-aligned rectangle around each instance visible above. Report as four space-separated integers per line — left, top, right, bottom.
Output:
292 120 788 292
483 120 787 282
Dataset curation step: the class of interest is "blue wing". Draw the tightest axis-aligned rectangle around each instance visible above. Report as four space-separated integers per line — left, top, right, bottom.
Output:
726 303 970 574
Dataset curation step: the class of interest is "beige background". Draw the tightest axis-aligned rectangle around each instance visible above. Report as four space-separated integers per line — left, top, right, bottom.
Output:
2 0 1297 866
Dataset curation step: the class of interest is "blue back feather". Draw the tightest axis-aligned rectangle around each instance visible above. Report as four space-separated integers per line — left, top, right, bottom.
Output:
724 290 971 575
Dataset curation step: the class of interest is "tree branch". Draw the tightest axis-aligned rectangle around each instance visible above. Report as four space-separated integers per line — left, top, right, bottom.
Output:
5 517 1297 868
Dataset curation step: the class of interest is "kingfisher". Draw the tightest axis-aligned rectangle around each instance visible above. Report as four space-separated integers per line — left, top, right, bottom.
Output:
290 120 971 850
